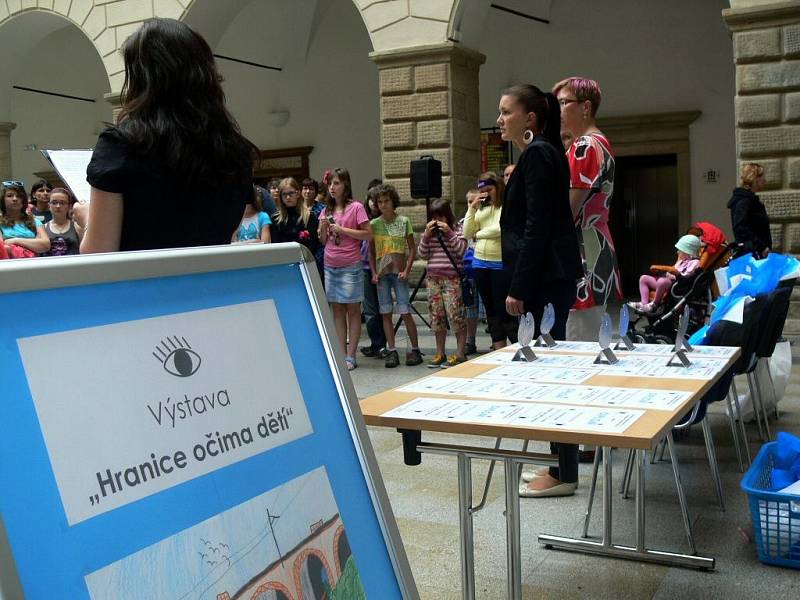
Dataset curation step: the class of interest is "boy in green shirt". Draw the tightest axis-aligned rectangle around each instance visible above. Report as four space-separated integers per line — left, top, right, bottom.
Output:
369 184 422 368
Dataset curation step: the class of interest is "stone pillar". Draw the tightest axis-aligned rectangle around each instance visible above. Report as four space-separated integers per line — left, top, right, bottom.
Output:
0 122 17 182
104 92 123 123
371 43 485 233
724 2 800 254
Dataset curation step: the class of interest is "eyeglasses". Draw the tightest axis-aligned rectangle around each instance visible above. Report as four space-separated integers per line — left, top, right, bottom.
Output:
281 191 299 198
2 180 24 188
558 98 580 108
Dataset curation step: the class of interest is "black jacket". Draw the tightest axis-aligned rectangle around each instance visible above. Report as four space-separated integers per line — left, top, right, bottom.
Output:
727 187 771 258
500 135 583 300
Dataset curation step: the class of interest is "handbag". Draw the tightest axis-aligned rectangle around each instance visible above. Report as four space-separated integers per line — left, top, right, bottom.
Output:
435 230 475 306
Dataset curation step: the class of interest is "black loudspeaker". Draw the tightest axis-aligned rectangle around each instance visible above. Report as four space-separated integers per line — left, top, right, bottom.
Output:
410 155 442 199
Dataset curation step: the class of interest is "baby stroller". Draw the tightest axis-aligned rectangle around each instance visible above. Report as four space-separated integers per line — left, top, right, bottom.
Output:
628 222 734 344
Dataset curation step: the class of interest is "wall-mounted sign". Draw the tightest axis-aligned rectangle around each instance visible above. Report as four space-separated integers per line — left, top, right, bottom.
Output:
0 244 417 600
480 131 510 175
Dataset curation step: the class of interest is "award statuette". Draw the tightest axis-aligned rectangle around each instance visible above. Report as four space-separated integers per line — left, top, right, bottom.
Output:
533 303 557 348
512 312 538 362
613 304 636 351
666 310 693 367
593 312 620 365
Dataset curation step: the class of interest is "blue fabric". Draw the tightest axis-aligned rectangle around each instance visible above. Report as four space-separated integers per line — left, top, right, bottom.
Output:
472 257 503 270
236 212 271 242
376 272 411 315
324 263 364 304
0 222 36 239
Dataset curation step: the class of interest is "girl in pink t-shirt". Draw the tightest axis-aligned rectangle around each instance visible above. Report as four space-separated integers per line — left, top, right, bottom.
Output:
318 168 372 370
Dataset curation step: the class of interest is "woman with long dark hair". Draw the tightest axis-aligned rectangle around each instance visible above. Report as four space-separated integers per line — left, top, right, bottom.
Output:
0 182 50 257
497 84 583 498
80 18 258 253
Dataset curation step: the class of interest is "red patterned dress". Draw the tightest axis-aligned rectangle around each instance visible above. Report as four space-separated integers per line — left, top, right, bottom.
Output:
567 132 622 309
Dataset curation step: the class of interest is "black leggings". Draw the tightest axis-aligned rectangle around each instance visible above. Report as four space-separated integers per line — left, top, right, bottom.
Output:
474 268 517 344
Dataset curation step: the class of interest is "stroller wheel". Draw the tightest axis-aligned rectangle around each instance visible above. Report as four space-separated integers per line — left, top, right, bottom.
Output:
652 334 673 345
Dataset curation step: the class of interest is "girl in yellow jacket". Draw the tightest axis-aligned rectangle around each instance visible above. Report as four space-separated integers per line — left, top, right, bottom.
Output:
462 171 517 349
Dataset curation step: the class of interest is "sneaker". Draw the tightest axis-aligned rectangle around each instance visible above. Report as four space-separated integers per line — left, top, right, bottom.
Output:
405 349 423 366
445 354 466 367
428 353 446 367
360 345 381 358
464 341 478 356
384 349 400 368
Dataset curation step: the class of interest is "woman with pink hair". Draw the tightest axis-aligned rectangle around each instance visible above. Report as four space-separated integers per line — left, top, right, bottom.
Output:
552 77 622 341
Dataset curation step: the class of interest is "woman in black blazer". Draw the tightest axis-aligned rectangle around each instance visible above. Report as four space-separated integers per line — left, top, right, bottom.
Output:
498 84 583 498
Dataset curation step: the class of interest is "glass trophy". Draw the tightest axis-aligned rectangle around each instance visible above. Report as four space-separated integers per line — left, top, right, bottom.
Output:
613 304 636 350
512 311 537 362
533 303 557 347
667 310 693 367
593 312 619 364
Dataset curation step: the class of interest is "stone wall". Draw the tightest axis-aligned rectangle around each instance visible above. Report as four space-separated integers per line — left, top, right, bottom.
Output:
725 1 800 339
373 43 484 229
725 2 800 254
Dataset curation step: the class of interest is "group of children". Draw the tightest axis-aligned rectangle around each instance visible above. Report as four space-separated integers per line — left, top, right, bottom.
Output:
317 168 477 371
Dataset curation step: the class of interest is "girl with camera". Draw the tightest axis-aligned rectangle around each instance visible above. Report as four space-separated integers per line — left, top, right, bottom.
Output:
462 171 516 349
418 199 468 367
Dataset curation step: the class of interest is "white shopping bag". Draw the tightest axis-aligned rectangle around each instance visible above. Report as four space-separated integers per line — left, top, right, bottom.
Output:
727 340 791 421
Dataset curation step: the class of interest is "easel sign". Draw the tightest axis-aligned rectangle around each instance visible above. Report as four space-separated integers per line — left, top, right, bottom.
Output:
0 244 417 600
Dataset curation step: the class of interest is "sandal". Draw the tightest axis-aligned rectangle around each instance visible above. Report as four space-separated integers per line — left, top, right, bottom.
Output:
345 356 357 371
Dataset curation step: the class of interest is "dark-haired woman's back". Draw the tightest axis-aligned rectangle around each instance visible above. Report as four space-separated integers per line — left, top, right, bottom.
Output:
80 18 256 253
87 128 251 250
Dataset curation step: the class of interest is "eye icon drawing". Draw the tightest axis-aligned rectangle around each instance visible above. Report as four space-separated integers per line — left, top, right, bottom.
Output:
153 336 202 377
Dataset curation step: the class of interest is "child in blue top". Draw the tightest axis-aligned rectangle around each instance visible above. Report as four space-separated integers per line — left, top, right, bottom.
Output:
232 188 271 243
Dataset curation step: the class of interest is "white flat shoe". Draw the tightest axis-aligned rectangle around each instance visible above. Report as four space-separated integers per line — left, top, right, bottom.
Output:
521 467 549 482
518 481 577 498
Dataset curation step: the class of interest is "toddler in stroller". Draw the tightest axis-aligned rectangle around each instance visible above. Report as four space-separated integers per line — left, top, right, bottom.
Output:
628 234 702 314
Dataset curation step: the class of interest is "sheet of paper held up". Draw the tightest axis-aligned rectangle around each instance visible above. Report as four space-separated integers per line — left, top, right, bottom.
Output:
479 341 739 359
42 149 93 203
475 353 727 380
397 376 691 411
383 397 643 434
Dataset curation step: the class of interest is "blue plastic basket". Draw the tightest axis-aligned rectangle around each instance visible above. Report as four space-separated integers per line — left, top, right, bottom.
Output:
741 442 800 568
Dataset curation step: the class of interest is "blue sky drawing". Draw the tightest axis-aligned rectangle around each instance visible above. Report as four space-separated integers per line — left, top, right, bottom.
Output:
85 466 339 599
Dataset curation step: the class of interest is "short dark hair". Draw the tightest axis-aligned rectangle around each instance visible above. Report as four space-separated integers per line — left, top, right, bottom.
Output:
375 183 400 209
367 178 382 191
301 177 318 193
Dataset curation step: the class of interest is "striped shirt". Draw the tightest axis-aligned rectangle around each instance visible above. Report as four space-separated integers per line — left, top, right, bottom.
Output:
418 226 467 277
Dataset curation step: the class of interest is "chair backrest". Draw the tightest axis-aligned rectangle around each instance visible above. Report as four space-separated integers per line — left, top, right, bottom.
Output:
704 292 769 374
755 286 793 358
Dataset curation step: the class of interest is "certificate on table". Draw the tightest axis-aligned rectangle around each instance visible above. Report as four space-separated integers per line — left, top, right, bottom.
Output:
474 365 595 384
383 397 644 434
397 377 691 411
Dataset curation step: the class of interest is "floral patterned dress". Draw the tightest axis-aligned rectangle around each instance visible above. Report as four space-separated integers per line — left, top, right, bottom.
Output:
567 132 622 309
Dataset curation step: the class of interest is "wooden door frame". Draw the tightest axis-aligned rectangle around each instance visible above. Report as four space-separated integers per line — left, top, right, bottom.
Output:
598 111 700 233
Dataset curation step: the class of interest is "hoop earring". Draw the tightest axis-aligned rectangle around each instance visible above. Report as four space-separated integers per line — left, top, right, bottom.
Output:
523 129 534 145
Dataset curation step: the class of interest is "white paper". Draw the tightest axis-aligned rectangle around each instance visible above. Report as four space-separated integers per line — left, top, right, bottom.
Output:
383 397 643 434
42 148 93 203
778 479 800 496
18 300 313 525
474 365 594 384
397 377 690 411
